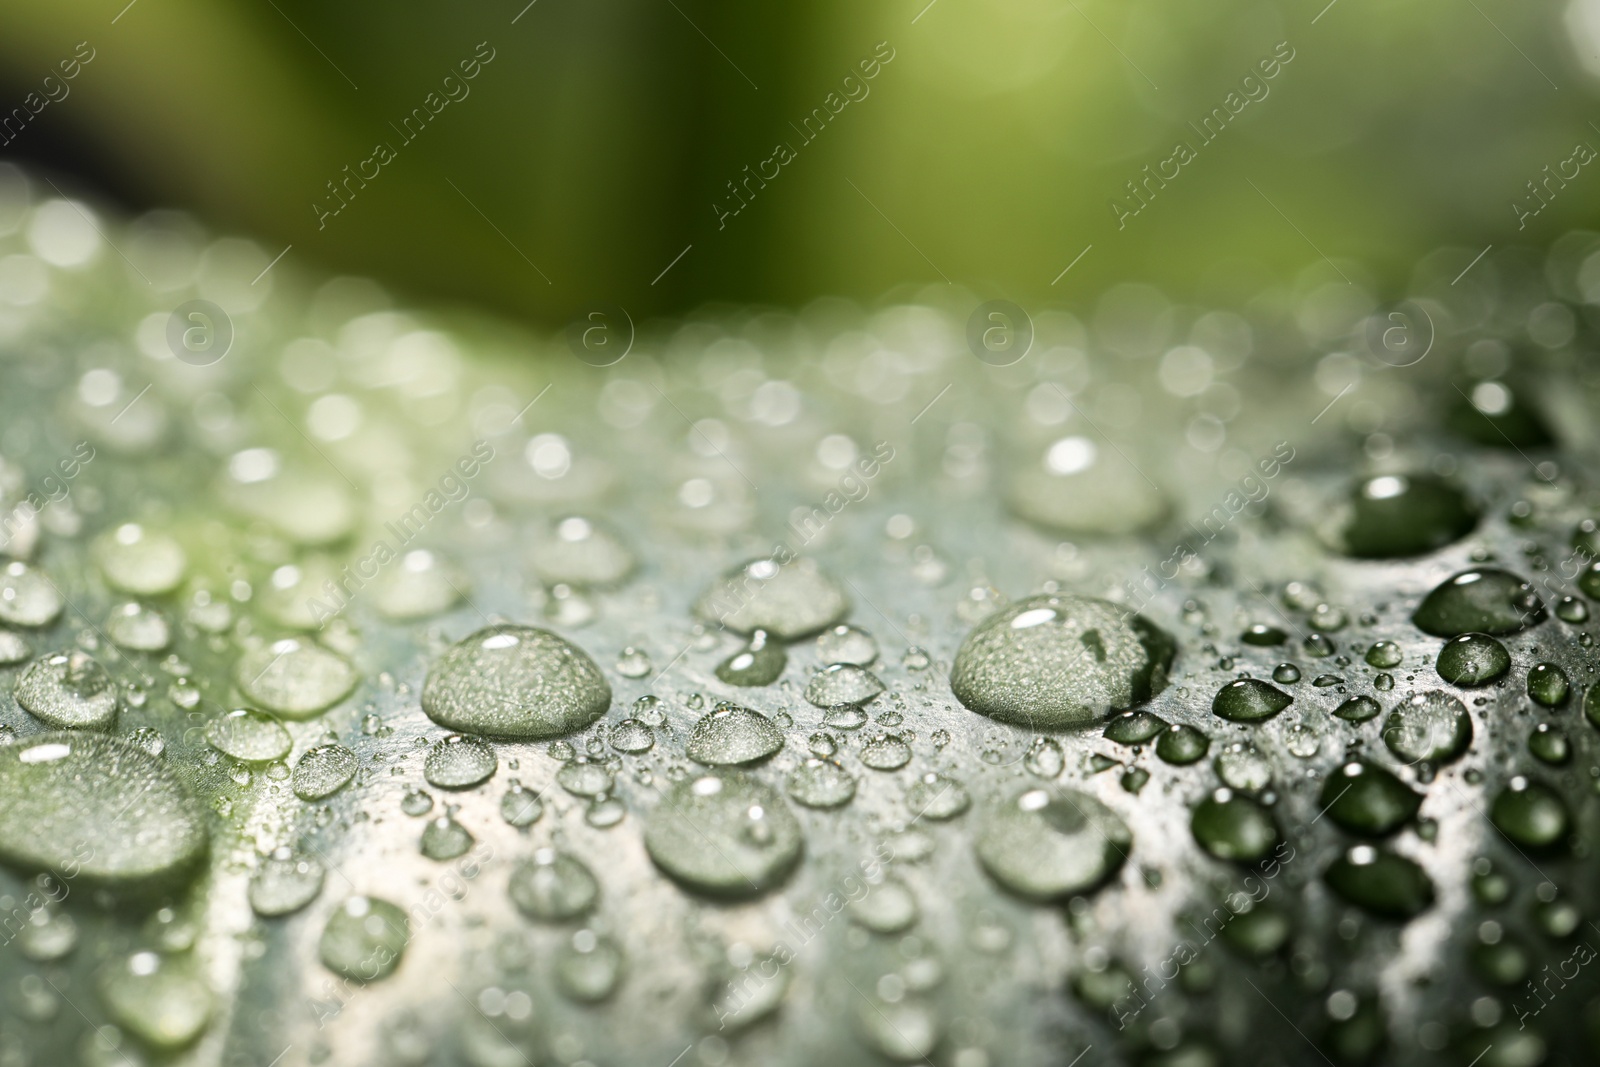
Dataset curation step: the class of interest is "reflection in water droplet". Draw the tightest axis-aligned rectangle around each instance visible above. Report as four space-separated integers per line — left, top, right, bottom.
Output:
16 650 117 729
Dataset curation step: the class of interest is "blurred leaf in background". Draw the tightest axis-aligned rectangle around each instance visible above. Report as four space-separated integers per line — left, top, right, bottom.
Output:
2 0 1598 326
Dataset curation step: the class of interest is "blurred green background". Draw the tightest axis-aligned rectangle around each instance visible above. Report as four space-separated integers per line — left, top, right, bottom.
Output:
2 0 1597 324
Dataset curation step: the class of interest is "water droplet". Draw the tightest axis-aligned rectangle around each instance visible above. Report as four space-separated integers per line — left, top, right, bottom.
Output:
16 907 76 961
105 602 171 651
292 744 357 801
855 995 941 1062
614 646 653 679
0 733 206 887
1240 624 1287 647
401 789 434 816
1383 691 1472 765
715 630 786 686
1365 641 1403 668
1447 379 1552 447
1489 777 1569 849
1007 436 1170 536
1120 767 1150 793
1555 596 1588 623
951 595 1174 728
905 772 970 820
1412 568 1543 637
609 717 654 753
98 952 212 1049
804 663 885 707
1528 723 1570 765
1333 695 1381 722
644 771 802 897
1214 743 1272 793
370 549 464 620
499 781 544 828
975 787 1130 899
1272 662 1301 684
786 758 857 808
1285 722 1321 758
205 709 291 763
555 930 624 1002
687 703 783 765
509 848 599 919
235 638 358 719
0 630 29 664
1191 788 1278 863
817 624 879 666
420 813 474 860
421 625 610 739
319 896 409 981
556 756 613 796
1156 723 1210 765
249 848 325 917
849 878 919 934
634 694 667 726
1330 474 1478 559
531 516 635 587
1319 762 1421 836
695 557 849 639
16 650 117 729
902 647 932 671
1310 603 1348 631
1103 709 1167 745
92 524 187 596
1526 663 1569 707
0 561 63 627
586 794 626 827
424 734 497 790
1302 633 1335 658
1436 633 1510 687
860 733 913 770
1212 679 1292 723
1324 845 1433 918
1024 737 1066 778
824 704 868 730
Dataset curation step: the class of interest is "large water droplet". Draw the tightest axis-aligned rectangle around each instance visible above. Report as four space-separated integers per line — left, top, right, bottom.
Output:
1382 691 1472 765
644 771 802 897
421 624 610 739
816 624 879 666
1412 568 1543 637
249 848 325 916
1328 474 1478 558
105 602 171 651
1489 777 1569 849
951 595 1174 727
715 630 786 687
849 877 918 933
292 744 357 801
92 524 187 596
531 516 634 587
786 757 857 808
0 733 206 887
16 650 117 729
860 733 913 770
1526 663 1569 707
1103 709 1167 745
1191 788 1279 863
423 734 497 789
1007 436 1169 536
694 558 849 640
687 703 783 765
554 929 624 1002
0 562 62 628
1319 762 1421 836
1435 633 1510 686
508 848 599 920
609 718 654 753
1211 678 1292 723
975 787 1130 900
319 896 409 981
1324 845 1433 919
205 709 291 763
235 638 358 719
98 952 212 1049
